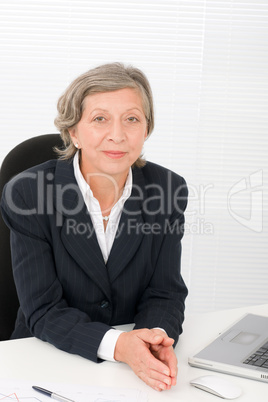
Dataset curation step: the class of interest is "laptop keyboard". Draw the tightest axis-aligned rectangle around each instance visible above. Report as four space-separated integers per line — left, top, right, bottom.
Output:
243 341 268 369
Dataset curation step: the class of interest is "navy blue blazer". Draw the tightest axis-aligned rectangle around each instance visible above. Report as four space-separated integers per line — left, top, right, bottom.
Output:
1 159 188 362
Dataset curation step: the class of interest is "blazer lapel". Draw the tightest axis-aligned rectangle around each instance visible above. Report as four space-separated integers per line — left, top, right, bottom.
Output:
107 167 145 282
53 160 112 301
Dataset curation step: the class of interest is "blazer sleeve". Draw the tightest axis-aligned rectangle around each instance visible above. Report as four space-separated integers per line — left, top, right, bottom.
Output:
1 181 111 363
133 176 188 346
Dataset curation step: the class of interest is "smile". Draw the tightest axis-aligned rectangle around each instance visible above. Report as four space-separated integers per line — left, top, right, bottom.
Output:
102 151 127 159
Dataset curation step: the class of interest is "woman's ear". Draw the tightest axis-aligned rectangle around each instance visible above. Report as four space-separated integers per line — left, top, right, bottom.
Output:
68 127 79 148
144 129 148 140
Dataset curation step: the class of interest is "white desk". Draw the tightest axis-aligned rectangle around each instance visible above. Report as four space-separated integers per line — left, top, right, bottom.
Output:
0 304 267 401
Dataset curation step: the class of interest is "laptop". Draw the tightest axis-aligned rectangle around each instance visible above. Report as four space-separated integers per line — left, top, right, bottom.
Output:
188 313 268 383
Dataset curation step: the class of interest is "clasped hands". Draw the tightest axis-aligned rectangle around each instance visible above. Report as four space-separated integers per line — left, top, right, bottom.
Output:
114 328 177 392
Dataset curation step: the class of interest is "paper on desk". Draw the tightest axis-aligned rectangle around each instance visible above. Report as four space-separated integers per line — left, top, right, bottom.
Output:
0 379 148 402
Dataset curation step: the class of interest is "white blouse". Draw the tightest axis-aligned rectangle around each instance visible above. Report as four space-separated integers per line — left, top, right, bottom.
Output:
73 152 132 361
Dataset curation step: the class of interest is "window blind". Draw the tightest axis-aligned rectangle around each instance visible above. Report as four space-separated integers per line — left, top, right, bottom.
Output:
0 0 267 314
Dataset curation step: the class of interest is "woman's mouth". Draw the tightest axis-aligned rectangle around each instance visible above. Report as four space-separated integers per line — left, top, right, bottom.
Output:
103 151 127 159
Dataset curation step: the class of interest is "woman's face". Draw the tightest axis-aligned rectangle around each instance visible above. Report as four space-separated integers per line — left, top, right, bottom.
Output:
69 88 148 180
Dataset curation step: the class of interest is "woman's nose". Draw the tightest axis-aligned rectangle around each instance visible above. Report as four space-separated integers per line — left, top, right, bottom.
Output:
107 119 126 142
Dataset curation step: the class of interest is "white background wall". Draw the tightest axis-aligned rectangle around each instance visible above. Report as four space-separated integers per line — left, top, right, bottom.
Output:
1 0 267 314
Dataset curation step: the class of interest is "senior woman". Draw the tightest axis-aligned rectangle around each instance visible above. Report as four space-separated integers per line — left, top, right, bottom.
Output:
1 63 188 392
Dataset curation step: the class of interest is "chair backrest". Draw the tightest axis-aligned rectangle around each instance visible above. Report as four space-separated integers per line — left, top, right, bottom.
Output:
0 134 63 340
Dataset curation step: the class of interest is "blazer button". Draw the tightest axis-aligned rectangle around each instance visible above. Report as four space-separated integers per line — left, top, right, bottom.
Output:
100 300 109 309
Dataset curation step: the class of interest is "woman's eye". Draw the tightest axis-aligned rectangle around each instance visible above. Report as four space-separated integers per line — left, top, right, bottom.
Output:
128 117 138 122
94 116 105 122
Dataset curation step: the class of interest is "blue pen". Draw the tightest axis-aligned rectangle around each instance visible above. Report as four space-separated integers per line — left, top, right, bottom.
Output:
32 386 75 402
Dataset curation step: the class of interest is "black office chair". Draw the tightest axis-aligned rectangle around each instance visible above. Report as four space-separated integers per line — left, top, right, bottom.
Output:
0 134 64 341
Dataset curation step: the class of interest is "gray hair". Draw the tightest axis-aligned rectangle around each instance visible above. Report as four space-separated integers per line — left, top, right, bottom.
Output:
54 62 154 167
